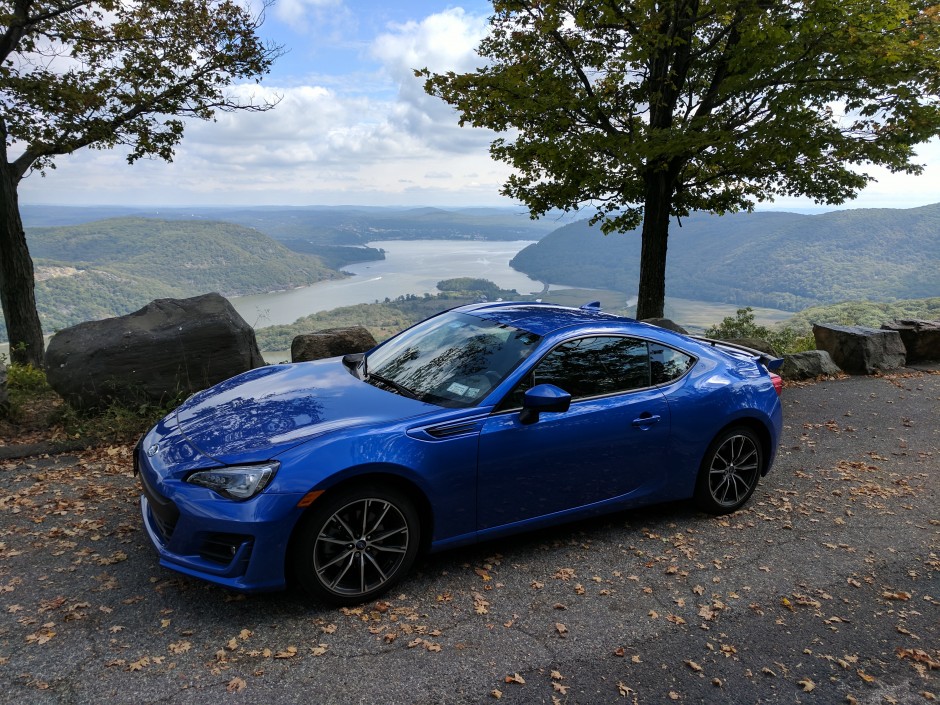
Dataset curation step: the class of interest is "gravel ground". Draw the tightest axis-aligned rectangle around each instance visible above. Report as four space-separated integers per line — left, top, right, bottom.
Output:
0 369 937 704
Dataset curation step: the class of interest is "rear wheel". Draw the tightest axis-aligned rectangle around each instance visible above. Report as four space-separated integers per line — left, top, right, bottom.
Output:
292 484 420 606
694 427 763 514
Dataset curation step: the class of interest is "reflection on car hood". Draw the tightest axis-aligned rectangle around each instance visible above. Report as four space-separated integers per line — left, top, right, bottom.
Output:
174 359 435 463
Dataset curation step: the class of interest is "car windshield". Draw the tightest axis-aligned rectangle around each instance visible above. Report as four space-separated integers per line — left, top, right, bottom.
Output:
365 311 542 407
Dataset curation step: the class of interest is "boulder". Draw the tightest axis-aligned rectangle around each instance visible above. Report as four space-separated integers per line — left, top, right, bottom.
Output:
880 319 940 363
46 293 264 409
812 324 906 375
292 326 377 363
641 318 688 334
779 350 842 380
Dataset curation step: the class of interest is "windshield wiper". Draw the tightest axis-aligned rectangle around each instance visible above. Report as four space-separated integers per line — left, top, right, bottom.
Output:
367 372 420 400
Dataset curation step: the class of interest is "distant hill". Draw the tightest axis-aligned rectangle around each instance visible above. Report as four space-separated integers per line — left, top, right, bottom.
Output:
510 204 940 310
20 205 567 244
0 218 339 340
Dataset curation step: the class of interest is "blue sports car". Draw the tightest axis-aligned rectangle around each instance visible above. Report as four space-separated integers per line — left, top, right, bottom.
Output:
137 301 783 605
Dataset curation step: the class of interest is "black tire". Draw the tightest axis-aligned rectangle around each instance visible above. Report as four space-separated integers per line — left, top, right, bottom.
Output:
694 427 763 514
291 484 421 606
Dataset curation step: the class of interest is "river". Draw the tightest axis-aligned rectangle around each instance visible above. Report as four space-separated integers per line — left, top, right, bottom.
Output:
228 240 545 328
0 240 545 362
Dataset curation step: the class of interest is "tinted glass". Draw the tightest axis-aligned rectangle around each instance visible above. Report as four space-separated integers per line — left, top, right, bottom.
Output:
366 311 541 407
504 336 650 407
649 343 695 384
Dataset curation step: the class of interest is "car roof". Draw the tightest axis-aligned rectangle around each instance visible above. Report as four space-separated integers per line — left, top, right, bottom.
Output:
459 301 637 337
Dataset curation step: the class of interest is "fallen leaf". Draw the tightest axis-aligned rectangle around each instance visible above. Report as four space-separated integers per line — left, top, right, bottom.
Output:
799 678 816 692
226 677 247 693
168 640 191 655
274 646 297 659
686 660 703 672
505 673 525 685
882 591 912 601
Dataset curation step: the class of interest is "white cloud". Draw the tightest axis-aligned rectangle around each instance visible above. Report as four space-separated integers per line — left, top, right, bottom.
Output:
21 3 934 212
19 6 513 207
371 8 495 152
273 0 345 29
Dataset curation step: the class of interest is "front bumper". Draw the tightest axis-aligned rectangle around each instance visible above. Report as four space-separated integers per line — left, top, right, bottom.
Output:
138 448 306 593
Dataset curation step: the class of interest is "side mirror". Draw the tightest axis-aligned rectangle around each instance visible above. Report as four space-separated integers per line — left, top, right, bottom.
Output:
519 384 571 425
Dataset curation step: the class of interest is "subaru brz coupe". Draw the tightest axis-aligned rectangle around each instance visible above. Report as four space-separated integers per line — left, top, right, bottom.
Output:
137 301 783 605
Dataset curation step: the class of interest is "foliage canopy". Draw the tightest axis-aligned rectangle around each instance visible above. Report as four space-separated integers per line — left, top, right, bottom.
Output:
0 0 281 366
423 0 940 318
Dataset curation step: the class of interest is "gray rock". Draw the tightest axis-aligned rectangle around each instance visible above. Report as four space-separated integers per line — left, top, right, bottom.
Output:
641 318 688 334
46 293 265 409
292 326 377 363
780 350 842 380
812 323 906 375
881 319 940 363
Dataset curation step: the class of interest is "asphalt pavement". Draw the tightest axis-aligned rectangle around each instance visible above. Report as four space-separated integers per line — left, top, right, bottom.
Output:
0 369 937 704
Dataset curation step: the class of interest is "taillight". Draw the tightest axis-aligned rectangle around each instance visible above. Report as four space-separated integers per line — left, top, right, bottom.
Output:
770 373 783 396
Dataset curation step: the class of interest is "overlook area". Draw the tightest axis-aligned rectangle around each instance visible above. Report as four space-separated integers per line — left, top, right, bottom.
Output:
0 369 937 703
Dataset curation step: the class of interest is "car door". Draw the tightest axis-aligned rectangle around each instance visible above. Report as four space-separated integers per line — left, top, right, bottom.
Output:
476 336 672 530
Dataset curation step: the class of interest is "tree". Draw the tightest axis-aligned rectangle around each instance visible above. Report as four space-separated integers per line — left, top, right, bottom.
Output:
422 0 940 319
1 0 280 367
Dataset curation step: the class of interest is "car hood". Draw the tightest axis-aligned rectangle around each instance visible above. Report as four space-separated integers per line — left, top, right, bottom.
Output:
173 359 436 464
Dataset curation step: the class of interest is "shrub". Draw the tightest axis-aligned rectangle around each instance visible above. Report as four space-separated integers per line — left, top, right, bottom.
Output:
705 307 814 355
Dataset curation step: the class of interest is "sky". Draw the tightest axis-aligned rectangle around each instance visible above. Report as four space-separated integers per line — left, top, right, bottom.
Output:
17 0 940 212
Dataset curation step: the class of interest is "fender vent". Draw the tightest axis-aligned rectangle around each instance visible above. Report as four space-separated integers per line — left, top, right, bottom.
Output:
425 421 480 439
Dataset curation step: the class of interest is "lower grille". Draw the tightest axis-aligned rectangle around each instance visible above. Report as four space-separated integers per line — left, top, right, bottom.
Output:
199 533 253 565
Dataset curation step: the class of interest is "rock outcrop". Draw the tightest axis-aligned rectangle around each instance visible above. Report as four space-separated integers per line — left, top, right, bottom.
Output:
780 350 842 380
291 326 377 363
46 293 264 408
880 319 940 363
812 324 906 375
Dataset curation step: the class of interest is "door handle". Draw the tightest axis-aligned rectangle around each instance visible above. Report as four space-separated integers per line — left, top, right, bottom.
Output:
632 414 661 428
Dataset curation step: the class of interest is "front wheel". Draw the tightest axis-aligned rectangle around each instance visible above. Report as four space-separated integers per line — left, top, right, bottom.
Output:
291 484 421 606
694 428 763 514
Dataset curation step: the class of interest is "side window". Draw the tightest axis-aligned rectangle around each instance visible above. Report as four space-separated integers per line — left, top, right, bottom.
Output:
501 336 650 409
649 343 695 384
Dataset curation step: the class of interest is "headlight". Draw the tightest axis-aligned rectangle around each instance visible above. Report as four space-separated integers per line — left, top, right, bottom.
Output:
186 462 279 500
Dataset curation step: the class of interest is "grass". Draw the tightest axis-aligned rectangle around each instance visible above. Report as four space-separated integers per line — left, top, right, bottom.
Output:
1 358 173 447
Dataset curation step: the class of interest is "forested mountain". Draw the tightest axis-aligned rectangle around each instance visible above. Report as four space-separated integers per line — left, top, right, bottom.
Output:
20 205 562 244
1 218 339 339
510 204 940 310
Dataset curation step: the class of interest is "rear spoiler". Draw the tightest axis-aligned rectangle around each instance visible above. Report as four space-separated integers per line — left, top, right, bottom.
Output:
689 336 784 372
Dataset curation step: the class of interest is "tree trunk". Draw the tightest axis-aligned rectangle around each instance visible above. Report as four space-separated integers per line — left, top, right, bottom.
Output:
0 160 45 368
634 170 675 321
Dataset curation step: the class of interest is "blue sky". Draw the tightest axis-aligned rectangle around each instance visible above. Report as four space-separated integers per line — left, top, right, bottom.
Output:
18 0 940 212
